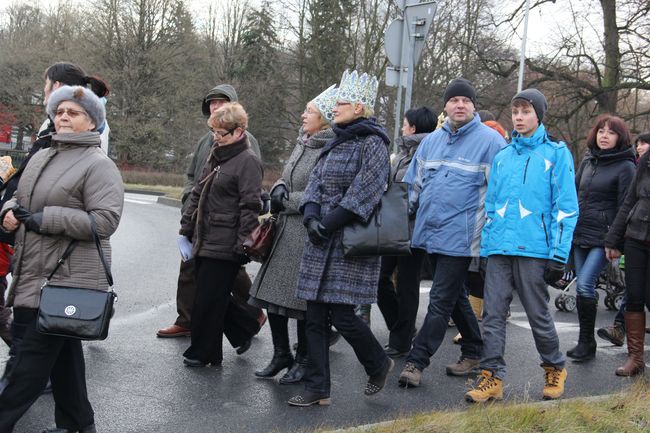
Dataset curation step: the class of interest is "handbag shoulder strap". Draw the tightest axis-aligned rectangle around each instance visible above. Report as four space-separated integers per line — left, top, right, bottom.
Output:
46 215 114 287
46 240 79 281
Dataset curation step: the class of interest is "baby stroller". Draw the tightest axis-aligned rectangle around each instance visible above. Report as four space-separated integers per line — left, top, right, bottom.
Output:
552 257 625 313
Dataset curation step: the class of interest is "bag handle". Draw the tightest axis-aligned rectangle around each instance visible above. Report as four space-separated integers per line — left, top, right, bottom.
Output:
46 214 114 287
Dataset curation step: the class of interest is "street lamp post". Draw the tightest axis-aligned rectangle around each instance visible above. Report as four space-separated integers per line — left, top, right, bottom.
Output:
517 0 532 92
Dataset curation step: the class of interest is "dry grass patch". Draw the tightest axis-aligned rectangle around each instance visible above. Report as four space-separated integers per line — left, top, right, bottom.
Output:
324 381 649 433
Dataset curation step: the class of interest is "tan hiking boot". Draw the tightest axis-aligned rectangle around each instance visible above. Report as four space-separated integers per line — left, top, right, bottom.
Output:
398 362 422 388
542 366 567 400
597 322 625 346
446 357 480 376
465 370 503 403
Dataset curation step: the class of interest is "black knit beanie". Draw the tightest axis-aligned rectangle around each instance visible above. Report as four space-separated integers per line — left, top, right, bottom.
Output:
512 88 547 123
443 78 477 105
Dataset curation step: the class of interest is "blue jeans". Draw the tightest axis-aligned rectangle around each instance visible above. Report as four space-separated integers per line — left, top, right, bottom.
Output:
573 246 608 299
406 254 482 370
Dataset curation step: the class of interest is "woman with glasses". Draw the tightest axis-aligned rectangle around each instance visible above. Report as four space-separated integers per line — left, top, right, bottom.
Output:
179 102 263 367
249 86 337 383
0 85 123 433
288 70 393 406
0 63 110 380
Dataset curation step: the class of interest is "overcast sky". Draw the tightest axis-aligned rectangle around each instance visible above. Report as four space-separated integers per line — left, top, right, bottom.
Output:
14 0 598 56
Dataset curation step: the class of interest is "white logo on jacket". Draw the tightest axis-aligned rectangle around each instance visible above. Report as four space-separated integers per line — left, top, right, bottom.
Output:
64 305 76 316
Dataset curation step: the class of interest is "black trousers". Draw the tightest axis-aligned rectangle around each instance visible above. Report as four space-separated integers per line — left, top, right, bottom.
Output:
0 308 94 433
267 312 307 356
304 301 388 394
175 259 262 329
624 239 650 312
183 257 259 364
377 248 425 351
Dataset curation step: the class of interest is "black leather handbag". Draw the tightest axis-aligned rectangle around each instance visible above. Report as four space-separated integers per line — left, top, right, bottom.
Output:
342 143 412 257
37 223 116 341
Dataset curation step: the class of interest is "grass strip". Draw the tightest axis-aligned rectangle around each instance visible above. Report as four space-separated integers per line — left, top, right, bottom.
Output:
124 183 183 199
321 381 649 433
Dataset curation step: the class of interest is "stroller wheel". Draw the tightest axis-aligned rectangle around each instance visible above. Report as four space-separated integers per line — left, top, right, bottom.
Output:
555 294 565 311
563 295 577 312
613 294 624 311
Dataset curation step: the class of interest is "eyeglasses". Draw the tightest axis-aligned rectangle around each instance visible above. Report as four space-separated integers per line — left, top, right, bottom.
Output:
303 107 318 115
211 127 238 138
55 108 89 118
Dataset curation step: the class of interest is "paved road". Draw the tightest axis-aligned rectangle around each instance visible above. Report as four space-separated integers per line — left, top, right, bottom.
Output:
2 193 646 433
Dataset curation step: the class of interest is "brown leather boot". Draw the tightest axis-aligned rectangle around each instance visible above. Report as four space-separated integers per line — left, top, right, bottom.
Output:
615 312 646 377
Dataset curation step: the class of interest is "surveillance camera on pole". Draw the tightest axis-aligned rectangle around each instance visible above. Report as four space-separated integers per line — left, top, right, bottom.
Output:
384 1 437 143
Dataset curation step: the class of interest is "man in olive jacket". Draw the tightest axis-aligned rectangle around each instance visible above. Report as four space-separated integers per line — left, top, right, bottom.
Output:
157 84 265 343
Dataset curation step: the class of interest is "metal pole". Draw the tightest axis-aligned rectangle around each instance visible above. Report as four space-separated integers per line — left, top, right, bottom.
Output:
393 15 409 147
404 19 417 113
517 0 531 92
393 69 404 146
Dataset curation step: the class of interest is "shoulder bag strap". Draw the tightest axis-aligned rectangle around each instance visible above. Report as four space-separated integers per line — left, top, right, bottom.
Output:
90 215 114 287
45 215 113 287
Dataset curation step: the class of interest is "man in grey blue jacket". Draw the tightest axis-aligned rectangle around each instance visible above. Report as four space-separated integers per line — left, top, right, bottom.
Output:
465 88 578 403
398 79 505 387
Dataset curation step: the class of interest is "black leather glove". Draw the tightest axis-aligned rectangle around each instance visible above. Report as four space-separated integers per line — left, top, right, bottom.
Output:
238 253 251 265
24 212 43 233
11 206 32 222
543 260 565 285
270 185 289 214
306 217 329 246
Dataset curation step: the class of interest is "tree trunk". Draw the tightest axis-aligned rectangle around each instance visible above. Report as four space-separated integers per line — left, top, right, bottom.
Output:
598 0 620 113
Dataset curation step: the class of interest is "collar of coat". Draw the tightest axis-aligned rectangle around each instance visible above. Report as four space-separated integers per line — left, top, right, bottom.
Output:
510 123 549 151
51 132 102 147
210 135 250 163
441 114 480 137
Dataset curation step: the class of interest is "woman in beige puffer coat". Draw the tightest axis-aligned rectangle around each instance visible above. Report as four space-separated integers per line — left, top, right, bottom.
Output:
0 85 123 433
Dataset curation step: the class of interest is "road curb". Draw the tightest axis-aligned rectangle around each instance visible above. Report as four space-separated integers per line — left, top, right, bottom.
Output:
157 196 182 208
124 188 165 196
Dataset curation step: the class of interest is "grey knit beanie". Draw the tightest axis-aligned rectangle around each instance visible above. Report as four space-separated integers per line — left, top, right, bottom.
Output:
46 85 106 130
512 88 547 123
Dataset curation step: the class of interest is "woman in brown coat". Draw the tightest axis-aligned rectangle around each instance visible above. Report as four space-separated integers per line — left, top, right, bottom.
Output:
179 102 263 367
0 85 124 433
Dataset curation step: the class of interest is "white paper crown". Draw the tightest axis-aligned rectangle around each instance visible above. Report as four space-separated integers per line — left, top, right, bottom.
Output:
312 84 338 121
336 69 379 108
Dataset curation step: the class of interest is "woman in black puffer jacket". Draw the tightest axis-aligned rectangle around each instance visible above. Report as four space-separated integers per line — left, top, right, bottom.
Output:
568 114 635 362
605 151 650 376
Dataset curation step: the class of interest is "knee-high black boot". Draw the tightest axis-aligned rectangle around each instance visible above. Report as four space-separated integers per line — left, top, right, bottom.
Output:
567 296 597 361
254 313 293 378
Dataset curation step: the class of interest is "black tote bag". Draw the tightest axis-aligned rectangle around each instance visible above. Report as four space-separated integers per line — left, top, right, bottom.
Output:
341 142 411 257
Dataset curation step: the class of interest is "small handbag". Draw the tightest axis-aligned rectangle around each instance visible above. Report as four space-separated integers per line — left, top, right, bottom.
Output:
37 222 117 341
243 216 276 262
342 143 412 257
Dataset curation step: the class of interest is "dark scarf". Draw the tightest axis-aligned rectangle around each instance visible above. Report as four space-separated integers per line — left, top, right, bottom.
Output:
322 117 390 155
209 135 249 163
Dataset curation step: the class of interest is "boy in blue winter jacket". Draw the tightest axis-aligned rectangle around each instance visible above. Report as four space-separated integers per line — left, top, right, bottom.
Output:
465 89 579 403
